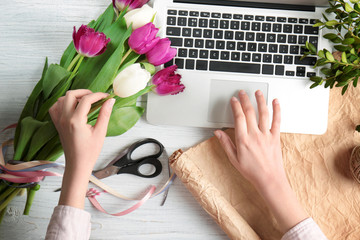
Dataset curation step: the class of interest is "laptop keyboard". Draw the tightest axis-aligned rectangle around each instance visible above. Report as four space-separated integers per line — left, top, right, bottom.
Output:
164 9 319 78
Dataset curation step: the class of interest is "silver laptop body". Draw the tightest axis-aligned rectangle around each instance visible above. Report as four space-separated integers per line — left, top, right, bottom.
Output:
147 0 331 134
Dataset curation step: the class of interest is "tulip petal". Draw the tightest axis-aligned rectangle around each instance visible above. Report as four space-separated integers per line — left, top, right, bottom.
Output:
154 82 185 96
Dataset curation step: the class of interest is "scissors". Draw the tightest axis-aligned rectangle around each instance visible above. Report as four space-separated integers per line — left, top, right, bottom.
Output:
92 138 163 179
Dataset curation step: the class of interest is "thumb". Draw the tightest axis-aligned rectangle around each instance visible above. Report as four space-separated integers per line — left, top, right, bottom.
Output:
93 98 115 137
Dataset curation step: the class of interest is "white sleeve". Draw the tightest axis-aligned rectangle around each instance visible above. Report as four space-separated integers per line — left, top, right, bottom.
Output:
282 218 328 240
45 205 91 240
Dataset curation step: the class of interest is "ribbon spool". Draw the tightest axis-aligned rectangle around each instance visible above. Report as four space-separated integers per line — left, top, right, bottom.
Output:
350 145 360 184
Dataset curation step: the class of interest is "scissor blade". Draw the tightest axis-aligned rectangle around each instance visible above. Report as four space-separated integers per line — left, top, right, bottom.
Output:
92 165 120 179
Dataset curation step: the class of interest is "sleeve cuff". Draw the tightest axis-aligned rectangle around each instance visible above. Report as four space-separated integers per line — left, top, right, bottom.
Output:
282 218 328 240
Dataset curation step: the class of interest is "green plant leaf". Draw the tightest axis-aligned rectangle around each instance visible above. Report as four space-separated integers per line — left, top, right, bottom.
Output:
310 82 319 88
323 33 339 40
353 76 359 87
325 20 339 26
341 84 349 94
325 51 335 61
342 38 355 45
310 76 323 82
341 52 348 63
345 2 355 12
335 69 343 76
344 65 353 73
14 58 48 150
356 125 360 132
334 45 351 51
42 64 70 99
321 67 333 75
24 122 58 161
35 136 62 161
89 106 144 136
14 117 47 161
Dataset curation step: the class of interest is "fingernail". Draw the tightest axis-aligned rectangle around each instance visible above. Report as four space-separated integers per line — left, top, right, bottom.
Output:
239 90 246 95
255 90 262 96
214 130 221 139
274 99 279 104
108 98 115 108
231 96 238 102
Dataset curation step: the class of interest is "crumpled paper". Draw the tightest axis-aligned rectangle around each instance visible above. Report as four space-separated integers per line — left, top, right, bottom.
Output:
170 86 360 240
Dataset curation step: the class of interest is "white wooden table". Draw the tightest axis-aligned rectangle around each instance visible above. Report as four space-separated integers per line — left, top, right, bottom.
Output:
0 0 228 239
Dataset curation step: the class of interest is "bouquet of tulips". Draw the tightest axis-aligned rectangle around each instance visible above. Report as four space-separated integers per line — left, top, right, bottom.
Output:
0 0 184 222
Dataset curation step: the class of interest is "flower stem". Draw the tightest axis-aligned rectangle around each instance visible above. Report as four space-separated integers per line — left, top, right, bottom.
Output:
0 187 16 202
68 55 84 80
0 188 21 212
66 54 81 72
89 93 116 115
120 49 133 66
23 184 40 215
0 206 6 224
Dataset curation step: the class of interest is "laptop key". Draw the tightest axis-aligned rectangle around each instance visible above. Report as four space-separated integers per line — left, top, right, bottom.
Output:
167 17 176 25
223 13 232 19
284 55 293 64
277 17 286 22
231 52 241 60
200 50 209 59
244 15 254 20
256 33 266 42
188 18 198 27
182 28 191 37
230 21 240 30
220 20 230 29
184 38 194 47
166 27 181 36
221 51 230 60
203 29 213 38
164 60 173 68
205 40 215 49
307 72 316 77
193 29 202 37
267 33 276 42
168 37 182 47
255 16 265 21
273 24 282 32
237 42 246 51
263 54 272 63
275 65 285 75
175 58 184 69
290 45 299 54
296 66 306 77
286 70 295 76
295 56 317 66
216 40 225 49
196 60 208 70
178 48 187 57
246 32 255 41
190 11 199 16
210 19 219 28
233 14 243 20
178 17 187 26
309 36 318 49
298 36 307 44
258 43 267 52
242 52 251 61
179 10 188 16
269 44 278 53
266 16 275 22
288 35 297 44
212 12 221 18
195 39 204 48
185 59 195 69
283 24 292 33
252 53 261 62
214 30 223 39
305 26 319 35
235 32 245 40
199 19 208 28
247 42 257 51
279 45 288 54
201 12 210 17
209 61 260 74
168 9 177 15
299 18 308 24
225 31 234 39
241 22 250 30
262 23 271 31
262 64 274 75
252 22 261 31
288 18 297 23
227 41 236 50
273 55 282 63
189 49 198 58
210 50 220 59
277 34 287 43
294 25 303 34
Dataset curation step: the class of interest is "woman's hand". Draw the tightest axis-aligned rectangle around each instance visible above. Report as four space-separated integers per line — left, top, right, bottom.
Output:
215 90 308 233
49 89 115 209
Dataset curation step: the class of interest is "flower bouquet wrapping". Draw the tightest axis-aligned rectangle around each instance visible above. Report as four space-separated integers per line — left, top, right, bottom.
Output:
0 0 184 222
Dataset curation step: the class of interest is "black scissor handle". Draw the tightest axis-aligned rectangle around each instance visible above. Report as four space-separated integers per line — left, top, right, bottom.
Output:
117 158 162 178
114 138 164 166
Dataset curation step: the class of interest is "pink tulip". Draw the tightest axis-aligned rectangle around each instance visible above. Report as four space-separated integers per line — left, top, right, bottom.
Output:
152 65 185 96
72 25 110 58
128 23 160 54
146 38 177 66
112 0 149 12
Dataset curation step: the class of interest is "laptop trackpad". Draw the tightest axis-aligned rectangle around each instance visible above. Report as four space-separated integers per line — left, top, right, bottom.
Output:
208 80 269 124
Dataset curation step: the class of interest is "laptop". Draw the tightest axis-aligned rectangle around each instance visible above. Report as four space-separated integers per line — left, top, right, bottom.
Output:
146 0 331 135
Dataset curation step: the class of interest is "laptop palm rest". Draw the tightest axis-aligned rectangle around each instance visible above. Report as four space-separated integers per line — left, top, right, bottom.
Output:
208 80 269 124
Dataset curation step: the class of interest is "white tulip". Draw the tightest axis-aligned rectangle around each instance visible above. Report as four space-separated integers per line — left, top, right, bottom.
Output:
113 63 151 98
124 4 156 30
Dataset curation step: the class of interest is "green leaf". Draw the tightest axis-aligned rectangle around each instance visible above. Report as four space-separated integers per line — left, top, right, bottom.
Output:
342 38 355 45
14 58 48 150
141 63 156 75
42 64 70 99
353 76 359 87
344 65 353 73
325 51 335 61
310 82 319 89
350 48 356 54
35 136 62 161
313 22 324 27
307 42 317 53
321 67 333 75
334 45 351 51
325 20 339 26
89 106 144 136
345 2 354 12
335 69 343 77
341 84 349 95
355 3 360 11
341 52 348 63
356 125 360 132
14 117 47 161
24 122 57 161
310 76 323 82
323 33 339 40
318 50 325 58
92 4 116 32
